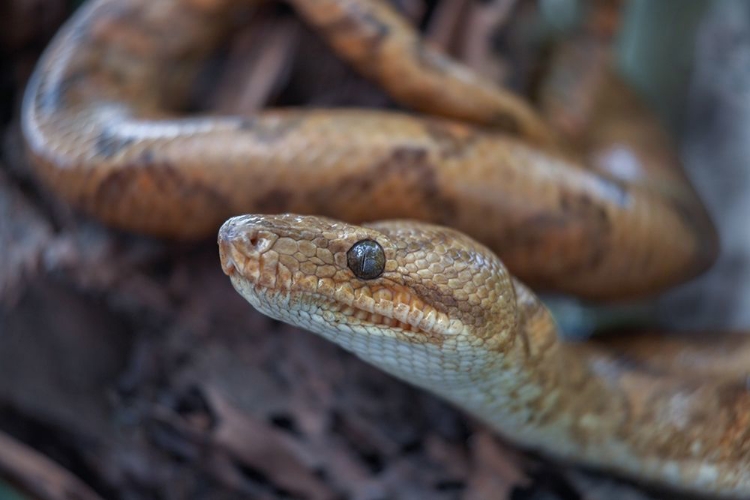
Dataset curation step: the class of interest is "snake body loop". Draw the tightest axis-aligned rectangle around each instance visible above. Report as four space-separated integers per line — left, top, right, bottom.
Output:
22 0 716 299
21 0 741 496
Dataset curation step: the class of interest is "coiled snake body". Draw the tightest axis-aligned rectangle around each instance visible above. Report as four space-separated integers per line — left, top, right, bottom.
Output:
21 0 749 496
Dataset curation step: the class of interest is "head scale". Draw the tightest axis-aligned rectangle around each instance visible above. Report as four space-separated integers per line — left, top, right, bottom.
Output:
219 214 519 390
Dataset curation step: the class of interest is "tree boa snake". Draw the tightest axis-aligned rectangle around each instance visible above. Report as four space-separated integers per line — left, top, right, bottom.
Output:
21 0 747 496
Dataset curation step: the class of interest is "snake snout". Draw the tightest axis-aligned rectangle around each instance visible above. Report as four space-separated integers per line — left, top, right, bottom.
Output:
219 216 270 278
218 226 241 277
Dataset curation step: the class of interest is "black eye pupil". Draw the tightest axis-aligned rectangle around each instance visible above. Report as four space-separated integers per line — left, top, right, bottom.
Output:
347 240 385 280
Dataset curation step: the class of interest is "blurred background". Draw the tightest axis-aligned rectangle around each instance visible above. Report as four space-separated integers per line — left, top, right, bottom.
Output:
1 0 748 499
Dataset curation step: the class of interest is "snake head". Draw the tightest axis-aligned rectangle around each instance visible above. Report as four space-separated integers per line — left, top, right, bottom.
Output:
219 214 519 388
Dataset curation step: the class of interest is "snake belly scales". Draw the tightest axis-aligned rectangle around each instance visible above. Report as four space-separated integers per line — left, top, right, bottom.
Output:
20 0 750 496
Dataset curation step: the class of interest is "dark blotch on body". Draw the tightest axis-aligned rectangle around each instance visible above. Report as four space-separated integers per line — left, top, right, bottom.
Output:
501 190 613 276
91 160 230 225
560 192 611 271
306 146 458 226
384 147 458 224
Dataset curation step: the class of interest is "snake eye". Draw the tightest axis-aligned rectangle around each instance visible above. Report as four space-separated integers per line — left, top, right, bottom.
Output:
347 240 385 280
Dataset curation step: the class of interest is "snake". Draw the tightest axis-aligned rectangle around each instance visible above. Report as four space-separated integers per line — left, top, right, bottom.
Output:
19 0 747 496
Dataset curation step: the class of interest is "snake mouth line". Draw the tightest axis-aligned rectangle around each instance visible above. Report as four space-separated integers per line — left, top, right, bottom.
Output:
321 298 424 333
318 283 461 339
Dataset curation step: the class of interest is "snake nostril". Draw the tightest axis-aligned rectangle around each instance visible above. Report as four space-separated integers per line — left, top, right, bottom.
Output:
243 229 272 253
